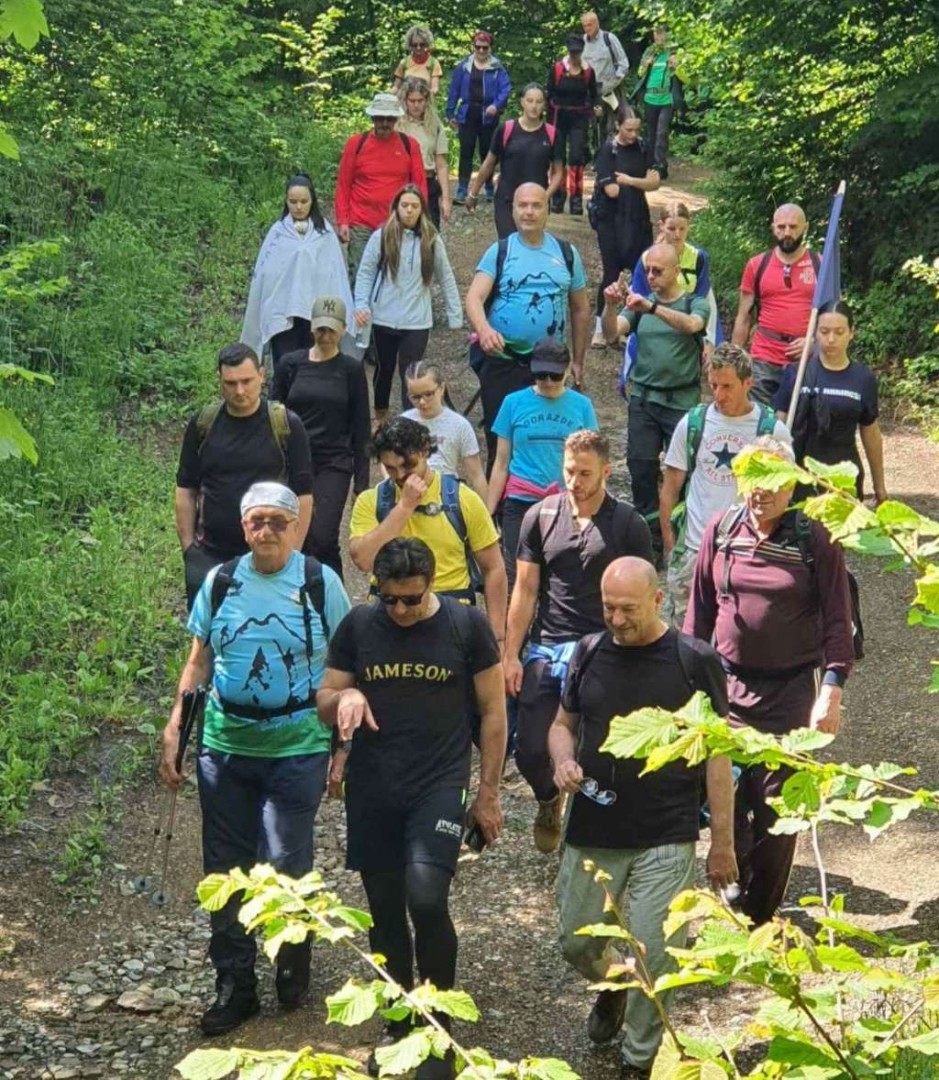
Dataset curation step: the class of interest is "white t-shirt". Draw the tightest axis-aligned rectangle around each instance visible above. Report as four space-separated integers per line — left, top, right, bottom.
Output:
402 407 480 475
663 403 792 553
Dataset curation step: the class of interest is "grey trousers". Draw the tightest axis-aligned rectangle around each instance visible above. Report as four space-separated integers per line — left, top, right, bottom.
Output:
557 840 695 1070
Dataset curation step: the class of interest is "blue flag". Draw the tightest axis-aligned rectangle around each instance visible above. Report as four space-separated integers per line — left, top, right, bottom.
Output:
813 186 843 308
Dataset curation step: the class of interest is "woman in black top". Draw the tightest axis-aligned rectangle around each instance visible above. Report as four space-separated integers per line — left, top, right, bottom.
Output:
466 83 564 238
546 34 598 216
773 300 887 503
591 106 660 344
272 295 371 579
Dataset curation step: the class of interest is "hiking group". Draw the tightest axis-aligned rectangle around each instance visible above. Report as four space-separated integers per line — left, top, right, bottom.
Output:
163 12 888 1080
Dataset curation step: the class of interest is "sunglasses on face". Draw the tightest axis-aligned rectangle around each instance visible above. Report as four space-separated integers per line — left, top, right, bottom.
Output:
377 591 426 607
646 265 668 276
244 516 293 534
475 44 490 51
579 777 617 806
534 371 565 382
783 263 792 288
409 389 440 403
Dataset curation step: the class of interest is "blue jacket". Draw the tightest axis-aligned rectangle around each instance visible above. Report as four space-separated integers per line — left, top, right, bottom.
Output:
446 56 512 126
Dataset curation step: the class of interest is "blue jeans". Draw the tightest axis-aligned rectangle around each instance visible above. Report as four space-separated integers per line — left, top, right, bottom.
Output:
197 747 329 975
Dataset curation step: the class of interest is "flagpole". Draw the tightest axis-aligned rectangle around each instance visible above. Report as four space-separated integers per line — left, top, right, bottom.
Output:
785 179 846 429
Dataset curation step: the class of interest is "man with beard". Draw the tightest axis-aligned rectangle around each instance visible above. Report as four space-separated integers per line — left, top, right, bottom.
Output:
731 204 821 405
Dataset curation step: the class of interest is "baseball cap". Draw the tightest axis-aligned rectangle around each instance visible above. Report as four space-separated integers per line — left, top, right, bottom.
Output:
310 295 347 332
365 92 404 118
240 482 300 518
530 340 571 375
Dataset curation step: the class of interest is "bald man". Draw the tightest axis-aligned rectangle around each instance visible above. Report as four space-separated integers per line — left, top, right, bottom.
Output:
549 556 736 1076
466 183 592 469
732 203 821 404
601 243 709 540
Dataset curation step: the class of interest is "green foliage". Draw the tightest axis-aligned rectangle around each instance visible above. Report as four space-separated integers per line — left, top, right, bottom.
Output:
183 863 583 1079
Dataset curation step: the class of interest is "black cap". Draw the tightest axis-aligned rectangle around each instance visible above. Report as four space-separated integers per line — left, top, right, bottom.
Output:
566 33 585 53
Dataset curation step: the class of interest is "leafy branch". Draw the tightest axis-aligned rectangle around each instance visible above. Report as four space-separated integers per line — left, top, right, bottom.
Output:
176 865 579 1080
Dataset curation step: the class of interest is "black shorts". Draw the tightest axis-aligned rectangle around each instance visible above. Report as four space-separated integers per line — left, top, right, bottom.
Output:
345 784 467 874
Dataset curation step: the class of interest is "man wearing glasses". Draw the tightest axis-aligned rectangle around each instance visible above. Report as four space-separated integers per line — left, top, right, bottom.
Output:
318 538 506 1079
161 482 351 1035
601 243 709 547
349 416 507 640
549 556 736 1079
732 203 820 405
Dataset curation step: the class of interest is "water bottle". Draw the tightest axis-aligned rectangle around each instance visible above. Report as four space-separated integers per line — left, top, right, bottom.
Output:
354 314 372 351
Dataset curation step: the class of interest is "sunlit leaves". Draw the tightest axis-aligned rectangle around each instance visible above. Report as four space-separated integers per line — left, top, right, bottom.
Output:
325 980 381 1026
0 407 40 464
0 0 49 50
175 1046 367 1079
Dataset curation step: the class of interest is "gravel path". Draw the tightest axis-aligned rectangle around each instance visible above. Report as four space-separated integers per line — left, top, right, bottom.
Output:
1 166 937 1079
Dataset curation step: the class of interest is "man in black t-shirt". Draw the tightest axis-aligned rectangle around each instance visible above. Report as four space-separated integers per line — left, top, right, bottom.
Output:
548 557 736 1077
175 343 313 608
504 430 653 854
318 538 505 1080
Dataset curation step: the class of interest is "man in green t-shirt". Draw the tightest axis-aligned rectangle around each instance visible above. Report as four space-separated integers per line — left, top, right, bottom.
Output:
601 243 707 530
637 24 679 179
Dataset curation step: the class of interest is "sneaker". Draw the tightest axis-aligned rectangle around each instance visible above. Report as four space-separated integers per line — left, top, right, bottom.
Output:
533 793 565 853
454 186 468 205
550 195 566 215
200 974 260 1036
367 1019 412 1077
569 195 583 216
591 331 607 349
587 988 628 1043
275 941 310 1009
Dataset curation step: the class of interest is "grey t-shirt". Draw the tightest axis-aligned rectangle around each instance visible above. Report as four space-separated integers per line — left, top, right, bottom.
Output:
402 407 480 475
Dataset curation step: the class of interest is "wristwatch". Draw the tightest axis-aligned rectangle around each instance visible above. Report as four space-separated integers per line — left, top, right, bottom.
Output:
648 300 659 315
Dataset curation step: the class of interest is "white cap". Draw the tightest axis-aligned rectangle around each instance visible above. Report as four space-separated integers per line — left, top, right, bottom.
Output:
240 482 300 518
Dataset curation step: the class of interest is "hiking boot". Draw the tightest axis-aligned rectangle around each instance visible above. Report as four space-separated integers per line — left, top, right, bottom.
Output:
200 973 260 1036
591 331 607 349
275 940 310 1010
533 793 565 853
588 988 628 1043
550 194 566 214
620 1065 650 1080
367 1019 412 1077
454 185 468 205
569 195 583 216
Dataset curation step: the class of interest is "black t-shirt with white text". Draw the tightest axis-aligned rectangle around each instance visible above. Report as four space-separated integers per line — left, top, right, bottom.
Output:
326 598 501 797
176 404 313 555
561 629 728 849
516 494 654 644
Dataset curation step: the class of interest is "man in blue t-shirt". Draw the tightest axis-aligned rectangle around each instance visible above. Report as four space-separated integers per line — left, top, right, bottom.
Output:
160 482 350 1036
465 183 592 471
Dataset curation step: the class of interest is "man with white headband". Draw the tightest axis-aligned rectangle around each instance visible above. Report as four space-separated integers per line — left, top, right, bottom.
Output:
160 481 351 1035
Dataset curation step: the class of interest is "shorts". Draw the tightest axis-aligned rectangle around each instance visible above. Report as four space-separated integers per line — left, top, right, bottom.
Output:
345 784 467 874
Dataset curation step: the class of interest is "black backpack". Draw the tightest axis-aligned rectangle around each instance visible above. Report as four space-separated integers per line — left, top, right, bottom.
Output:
715 505 864 660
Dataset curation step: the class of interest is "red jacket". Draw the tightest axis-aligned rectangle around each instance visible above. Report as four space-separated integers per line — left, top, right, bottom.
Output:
334 131 428 230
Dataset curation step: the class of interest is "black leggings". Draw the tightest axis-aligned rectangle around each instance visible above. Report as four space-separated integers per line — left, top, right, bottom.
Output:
555 112 590 168
361 863 457 991
372 325 430 412
303 462 351 580
458 114 494 187
595 213 653 315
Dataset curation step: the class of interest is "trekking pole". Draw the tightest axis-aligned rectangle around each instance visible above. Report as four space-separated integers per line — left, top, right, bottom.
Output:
133 687 205 905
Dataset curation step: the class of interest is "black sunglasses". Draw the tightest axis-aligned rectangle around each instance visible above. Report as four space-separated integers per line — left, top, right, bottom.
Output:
378 591 426 607
783 263 792 288
534 371 565 382
244 516 293 534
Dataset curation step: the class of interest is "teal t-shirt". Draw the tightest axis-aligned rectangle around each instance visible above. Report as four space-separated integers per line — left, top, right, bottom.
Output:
188 550 351 757
492 386 599 496
477 233 588 350
624 293 709 411
644 51 673 106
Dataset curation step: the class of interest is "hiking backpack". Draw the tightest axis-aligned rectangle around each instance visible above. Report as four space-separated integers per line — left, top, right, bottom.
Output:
210 554 330 662
485 234 576 315
714 504 864 660
196 399 291 473
375 473 484 593
502 119 557 147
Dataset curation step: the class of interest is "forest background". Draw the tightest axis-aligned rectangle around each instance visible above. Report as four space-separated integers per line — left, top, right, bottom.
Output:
0 0 937 827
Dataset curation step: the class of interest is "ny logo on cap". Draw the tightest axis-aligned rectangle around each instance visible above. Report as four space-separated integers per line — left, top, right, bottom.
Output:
322 299 337 313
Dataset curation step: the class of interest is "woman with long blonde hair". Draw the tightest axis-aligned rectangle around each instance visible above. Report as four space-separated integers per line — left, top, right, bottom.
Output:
353 184 462 424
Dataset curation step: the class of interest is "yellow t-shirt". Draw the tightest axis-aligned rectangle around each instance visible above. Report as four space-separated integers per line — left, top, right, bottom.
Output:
350 472 499 593
395 56 444 87
398 116 449 171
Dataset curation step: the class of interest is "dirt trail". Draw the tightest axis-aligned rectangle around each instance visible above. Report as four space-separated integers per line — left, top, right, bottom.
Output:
1 164 938 1080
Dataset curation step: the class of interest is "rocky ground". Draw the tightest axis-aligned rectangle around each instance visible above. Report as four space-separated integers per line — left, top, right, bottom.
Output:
1 165 938 1079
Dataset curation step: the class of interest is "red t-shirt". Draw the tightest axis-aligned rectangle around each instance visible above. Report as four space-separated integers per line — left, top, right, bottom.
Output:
740 250 817 366
334 132 428 231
